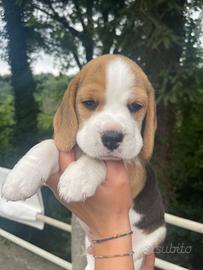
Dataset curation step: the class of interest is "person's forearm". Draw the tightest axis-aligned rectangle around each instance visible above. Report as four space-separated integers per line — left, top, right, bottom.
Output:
92 218 134 270
94 235 134 270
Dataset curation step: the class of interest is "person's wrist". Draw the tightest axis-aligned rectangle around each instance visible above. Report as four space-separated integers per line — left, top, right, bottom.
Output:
89 214 131 239
92 229 133 258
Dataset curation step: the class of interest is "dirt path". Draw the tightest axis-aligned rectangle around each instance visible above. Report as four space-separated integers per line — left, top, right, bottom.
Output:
0 237 65 270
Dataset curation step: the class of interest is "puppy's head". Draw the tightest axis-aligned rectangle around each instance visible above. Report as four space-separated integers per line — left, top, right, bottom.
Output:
54 55 156 161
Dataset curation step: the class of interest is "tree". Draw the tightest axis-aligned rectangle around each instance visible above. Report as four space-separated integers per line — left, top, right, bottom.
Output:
30 0 126 69
29 1 202 268
1 0 38 155
0 0 202 268
31 0 202 202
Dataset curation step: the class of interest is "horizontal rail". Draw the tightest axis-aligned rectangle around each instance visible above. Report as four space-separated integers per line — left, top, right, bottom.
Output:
165 213 203 234
0 228 72 270
0 227 190 270
37 213 203 235
155 258 188 270
36 214 72 232
34 213 201 270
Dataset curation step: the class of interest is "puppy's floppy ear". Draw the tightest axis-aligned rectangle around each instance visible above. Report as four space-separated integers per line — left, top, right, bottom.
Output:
53 75 80 151
141 82 157 161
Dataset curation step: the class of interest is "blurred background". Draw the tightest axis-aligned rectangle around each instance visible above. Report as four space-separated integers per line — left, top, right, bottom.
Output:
0 0 202 269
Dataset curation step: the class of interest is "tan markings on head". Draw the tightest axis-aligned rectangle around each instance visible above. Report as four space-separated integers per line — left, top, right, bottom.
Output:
53 54 156 157
76 55 126 128
126 159 146 199
53 74 80 151
119 55 157 160
128 87 148 129
53 55 118 151
76 80 106 128
141 81 157 161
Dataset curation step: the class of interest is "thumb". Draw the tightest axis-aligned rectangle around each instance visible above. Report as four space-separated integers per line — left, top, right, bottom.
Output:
59 150 75 172
105 160 129 186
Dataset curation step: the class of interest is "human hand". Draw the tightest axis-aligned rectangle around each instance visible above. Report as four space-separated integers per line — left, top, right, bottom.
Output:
47 151 132 238
46 150 155 269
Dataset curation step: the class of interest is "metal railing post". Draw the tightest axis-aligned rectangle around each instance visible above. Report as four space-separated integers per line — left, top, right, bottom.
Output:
71 215 87 270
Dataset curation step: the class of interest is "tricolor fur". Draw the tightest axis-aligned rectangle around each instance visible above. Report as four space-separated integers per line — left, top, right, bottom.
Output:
2 55 166 270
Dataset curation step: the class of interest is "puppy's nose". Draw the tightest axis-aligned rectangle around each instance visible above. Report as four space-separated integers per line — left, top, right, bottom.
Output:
101 131 124 151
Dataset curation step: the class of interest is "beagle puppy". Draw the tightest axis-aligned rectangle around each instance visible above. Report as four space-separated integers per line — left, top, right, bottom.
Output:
2 55 166 270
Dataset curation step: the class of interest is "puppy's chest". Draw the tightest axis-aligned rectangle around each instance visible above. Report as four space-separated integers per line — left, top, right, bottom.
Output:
75 145 146 200
125 159 146 199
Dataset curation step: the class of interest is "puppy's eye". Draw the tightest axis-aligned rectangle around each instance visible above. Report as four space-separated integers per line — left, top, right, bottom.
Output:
127 103 142 113
82 100 98 110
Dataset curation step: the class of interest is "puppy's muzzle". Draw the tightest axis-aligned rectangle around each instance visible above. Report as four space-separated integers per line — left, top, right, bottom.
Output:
101 131 124 151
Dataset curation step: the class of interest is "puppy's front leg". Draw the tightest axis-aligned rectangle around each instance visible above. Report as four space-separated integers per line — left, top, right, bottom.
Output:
2 139 59 201
58 155 106 202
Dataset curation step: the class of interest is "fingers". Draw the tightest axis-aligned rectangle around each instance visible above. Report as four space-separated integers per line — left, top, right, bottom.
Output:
105 160 129 186
141 253 155 270
46 172 60 189
46 172 61 199
46 150 75 197
59 150 75 172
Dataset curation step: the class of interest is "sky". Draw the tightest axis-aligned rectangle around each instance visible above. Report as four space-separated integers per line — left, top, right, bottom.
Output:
0 7 63 76
1 35 202 76
0 8 202 76
0 51 64 76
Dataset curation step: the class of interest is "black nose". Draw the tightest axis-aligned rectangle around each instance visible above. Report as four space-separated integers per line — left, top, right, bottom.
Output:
101 131 124 151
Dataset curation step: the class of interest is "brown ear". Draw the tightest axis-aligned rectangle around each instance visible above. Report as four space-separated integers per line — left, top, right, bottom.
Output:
53 75 80 151
141 83 157 161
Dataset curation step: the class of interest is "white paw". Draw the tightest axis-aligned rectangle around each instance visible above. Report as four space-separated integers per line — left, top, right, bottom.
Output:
58 160 106 202
2 165 43 201
1 139 59 201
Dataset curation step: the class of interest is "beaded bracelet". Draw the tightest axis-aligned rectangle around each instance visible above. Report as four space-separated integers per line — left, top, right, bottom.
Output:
93 250 134 259
91 230 133 244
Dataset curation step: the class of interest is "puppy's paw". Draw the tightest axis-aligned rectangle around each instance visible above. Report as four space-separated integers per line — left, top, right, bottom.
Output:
1 139 59 201
2 166 43 201
58 160 106 203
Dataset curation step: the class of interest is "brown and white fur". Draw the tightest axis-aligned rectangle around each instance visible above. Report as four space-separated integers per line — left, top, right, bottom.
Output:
2 55 166 270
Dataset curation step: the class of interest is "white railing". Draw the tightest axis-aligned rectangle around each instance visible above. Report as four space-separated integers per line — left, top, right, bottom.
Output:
0 227 72 270
1 212 203 270
36 214 72 232
165 213 203 234
0 166 202 270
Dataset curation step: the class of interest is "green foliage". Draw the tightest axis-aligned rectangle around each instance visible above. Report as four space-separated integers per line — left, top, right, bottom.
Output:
0 75 12 100
0 73 72 258
164 70 203 269
171 84 203 211
0 95 15 151
0 0 203 268
35 73 70 131
157 68 203 105
0 73 70 144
